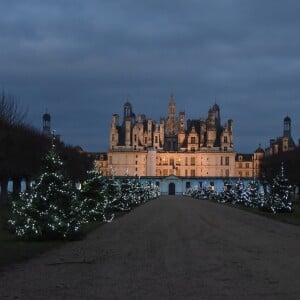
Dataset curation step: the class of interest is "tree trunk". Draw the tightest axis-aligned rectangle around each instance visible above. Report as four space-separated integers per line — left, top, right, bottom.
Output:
12 178 21 197
0 179 8 203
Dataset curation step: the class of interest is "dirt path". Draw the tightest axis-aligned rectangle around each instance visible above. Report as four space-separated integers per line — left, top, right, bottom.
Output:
1 196 300 299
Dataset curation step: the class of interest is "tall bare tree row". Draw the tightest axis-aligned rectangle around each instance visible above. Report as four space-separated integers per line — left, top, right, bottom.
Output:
0 92 93 203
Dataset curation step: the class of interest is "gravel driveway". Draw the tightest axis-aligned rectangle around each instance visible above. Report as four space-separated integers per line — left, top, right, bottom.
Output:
1 196 300 299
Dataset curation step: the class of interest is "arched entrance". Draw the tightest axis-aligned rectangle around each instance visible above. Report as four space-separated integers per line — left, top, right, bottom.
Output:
168 182 176 195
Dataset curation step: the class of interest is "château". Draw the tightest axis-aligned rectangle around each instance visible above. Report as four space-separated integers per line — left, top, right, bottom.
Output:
101 94 262 178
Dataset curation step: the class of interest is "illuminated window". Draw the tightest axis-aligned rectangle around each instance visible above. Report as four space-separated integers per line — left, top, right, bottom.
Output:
170 158 174 166
225 157 230 166
191 157 195 166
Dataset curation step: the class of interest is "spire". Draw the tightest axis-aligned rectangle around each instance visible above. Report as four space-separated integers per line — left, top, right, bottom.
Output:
168 93 176 117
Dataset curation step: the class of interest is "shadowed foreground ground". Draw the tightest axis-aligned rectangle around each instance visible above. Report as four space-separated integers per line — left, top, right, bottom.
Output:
1 196 300 299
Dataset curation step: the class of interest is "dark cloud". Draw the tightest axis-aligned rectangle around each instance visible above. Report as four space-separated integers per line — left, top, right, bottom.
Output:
1 0 300 152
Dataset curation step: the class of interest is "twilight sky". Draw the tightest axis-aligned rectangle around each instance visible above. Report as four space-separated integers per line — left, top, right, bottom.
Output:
1 0 300 153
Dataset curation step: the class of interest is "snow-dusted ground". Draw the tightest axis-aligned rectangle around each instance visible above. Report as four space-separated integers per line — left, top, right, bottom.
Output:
1 196 300 299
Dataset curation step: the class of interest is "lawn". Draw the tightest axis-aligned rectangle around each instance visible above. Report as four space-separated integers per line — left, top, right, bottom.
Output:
0 203 102 270
233 199 300 226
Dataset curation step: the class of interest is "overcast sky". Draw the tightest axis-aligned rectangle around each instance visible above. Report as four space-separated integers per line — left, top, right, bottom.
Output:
1 0 300 153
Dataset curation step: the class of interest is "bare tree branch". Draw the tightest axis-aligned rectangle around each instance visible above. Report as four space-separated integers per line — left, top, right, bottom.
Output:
0 90 27 125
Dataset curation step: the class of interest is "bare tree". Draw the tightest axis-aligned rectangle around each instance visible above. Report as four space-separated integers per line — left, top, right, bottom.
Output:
0 91 28 202
0 90 27 125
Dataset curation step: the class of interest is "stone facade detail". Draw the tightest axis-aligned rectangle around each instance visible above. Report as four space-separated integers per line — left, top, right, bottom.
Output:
107 95 237 177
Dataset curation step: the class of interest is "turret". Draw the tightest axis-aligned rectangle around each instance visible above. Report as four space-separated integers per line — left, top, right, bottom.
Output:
110 114 119 149
42 112 51 135
283 116 291 138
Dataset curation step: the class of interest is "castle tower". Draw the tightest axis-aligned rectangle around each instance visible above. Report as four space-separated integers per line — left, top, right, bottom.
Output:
42 112 51 135
166 93 177 134
212 103 221 128
110 114 119 149
124 101 133 121
164 94 178 150
283 116 291 138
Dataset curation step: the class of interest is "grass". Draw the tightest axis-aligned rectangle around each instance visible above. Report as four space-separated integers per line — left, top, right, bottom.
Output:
0 203 103 270
232 199 300 226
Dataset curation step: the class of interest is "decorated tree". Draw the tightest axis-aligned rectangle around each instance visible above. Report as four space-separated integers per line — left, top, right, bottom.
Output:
119 176 134 210
77 168 113 223
233 179 245 205
104 175 127 212
263 163 292 213
219 182 235 203
8 139 82 240
130 178 143 205
143 181 161 200
244 179 262 208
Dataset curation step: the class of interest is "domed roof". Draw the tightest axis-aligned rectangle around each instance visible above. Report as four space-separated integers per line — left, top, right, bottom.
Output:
255 145 265 153
284 115 291 122
43 113 51 122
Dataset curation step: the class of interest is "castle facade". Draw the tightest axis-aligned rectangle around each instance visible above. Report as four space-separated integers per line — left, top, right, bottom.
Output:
106 95 239 178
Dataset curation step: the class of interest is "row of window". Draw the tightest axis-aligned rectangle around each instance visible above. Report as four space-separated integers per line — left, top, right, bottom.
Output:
114 134 229 145
160 157 196 166
157 169 230 177
160 156 231 166
238 162 251 168
190 136 228 144
109 156 233 167
238 171 251 177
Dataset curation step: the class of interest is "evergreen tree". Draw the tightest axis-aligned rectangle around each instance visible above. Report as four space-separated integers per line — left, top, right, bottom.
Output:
77 168 113 223
8 139 82 240
263 163 292 213
233 179 245 205
118 176 133 211
104 175 126 212
244 179 261 208
131 178 145 206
